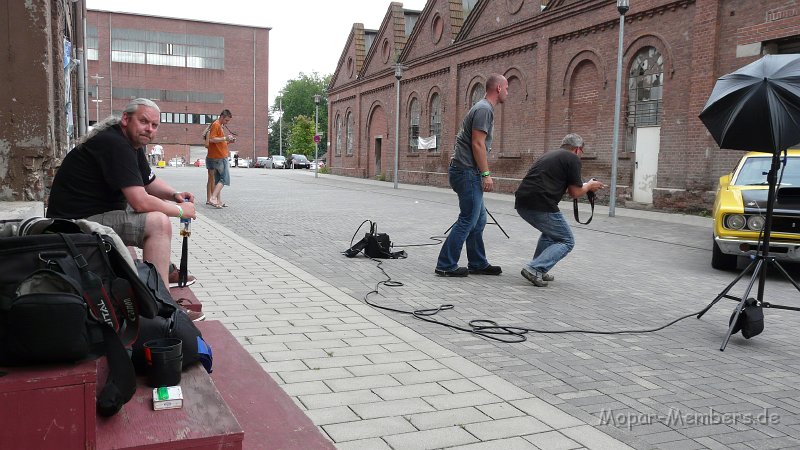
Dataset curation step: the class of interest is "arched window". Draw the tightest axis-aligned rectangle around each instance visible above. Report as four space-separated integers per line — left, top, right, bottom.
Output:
408 98 420 151
346 112 354 155
470 83 485 106
627 46 664 128
429 93 441 151
335 115 343 156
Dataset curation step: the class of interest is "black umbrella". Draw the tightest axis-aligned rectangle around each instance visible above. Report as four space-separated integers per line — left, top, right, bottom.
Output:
178 199 190 287
697 54 800 351
699 54 800 154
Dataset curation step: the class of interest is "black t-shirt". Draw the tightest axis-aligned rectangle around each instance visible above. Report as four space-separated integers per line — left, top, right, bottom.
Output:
47 125 155 219
514 149 583 212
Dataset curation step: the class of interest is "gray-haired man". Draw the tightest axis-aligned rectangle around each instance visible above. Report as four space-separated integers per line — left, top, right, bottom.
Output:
47 98 197 296
514 133 604 286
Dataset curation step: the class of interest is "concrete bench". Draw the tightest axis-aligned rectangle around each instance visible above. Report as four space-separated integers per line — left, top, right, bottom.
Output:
196 320 334 450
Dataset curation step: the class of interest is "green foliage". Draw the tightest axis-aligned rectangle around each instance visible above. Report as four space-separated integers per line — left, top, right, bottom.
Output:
269 72 330 156
288 115 315 158
319 166 330 174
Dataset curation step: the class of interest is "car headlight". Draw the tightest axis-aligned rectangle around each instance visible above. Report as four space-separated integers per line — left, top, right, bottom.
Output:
725 214 746 230
747 215 765 231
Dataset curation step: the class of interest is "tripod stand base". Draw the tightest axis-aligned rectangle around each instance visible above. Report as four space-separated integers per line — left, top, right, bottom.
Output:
698 256 800 351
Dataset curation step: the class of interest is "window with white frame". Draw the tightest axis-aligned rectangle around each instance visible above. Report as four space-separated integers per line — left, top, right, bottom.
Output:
408 98 420 151
429 93 441 151
336 115 343 156
346 112 354 155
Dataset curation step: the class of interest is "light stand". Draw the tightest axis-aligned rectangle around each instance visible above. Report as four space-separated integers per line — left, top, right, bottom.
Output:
279 97 283 157
697 149 800 351
609 0 629 217
443 208 510 239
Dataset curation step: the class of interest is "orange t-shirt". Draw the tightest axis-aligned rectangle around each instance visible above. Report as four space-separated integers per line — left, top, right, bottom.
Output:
206 120 229 159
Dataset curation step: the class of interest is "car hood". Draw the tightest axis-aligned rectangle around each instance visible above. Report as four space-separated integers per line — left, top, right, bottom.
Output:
741 188 800 215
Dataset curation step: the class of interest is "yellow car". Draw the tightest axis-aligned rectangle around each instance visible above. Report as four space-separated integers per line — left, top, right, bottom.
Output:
712 150 800 269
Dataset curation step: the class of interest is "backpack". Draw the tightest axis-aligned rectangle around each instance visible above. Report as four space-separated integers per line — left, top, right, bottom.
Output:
131 261 212 375
202 124 212 149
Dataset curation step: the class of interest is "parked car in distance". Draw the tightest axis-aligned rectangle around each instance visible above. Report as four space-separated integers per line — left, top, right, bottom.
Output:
168 157 185 167
237 158 252 168
310 160 326 170
253 157 270 168
266 155 286 169
712 149 800 270
288 154 311 169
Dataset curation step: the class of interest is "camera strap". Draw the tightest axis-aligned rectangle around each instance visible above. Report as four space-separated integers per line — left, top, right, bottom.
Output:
573 190 595 225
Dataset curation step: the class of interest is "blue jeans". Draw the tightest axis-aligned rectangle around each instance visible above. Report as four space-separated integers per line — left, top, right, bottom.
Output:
436 165 488 271
516 208 574 274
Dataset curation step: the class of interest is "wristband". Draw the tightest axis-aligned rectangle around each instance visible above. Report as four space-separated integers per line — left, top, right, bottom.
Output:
480 171 491 177
176 205 183 219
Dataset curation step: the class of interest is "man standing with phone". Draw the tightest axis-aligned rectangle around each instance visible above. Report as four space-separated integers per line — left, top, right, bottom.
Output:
206 109 236 208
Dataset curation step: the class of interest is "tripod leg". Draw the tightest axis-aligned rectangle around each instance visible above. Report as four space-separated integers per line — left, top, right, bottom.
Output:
697 258 758 319
770 259 800 293
719 259 764 351
485 208 510 239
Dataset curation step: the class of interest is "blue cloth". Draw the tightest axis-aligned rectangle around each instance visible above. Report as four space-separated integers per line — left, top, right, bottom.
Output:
436 165 488 272
516 208 575 275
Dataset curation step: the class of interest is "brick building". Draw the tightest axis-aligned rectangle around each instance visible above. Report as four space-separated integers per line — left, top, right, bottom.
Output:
326 0 800 211
86 10 270 166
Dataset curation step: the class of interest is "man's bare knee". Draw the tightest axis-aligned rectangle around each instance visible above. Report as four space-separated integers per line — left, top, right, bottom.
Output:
144 211 172 240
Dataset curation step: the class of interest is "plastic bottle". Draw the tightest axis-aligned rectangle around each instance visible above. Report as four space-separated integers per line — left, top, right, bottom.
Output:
180 198 191 237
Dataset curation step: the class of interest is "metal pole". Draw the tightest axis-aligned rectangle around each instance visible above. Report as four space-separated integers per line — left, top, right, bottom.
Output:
314 95 320 178
279 97 283 156
394 66 402 189
91 74 103 122
609 12 625 217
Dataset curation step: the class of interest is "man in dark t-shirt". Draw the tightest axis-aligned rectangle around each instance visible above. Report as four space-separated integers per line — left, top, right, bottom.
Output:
514 133 604 287
47 98 196 289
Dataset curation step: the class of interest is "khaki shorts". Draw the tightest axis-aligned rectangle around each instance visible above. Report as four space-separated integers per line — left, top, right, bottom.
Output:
85 210 147 248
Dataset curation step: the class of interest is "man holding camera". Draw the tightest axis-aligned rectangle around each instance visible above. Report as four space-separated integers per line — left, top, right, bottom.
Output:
206 109 236 208
514 133 604 287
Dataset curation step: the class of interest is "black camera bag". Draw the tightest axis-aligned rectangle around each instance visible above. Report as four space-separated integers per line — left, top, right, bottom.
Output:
0 229 160 416
131 260 210 374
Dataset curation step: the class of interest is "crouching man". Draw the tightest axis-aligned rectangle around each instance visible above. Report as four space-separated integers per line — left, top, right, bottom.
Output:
514 133 604 287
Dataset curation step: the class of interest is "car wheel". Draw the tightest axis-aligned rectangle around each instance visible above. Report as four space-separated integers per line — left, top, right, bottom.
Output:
711 238 737 270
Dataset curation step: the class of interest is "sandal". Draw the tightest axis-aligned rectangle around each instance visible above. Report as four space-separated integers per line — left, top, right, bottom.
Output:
221 203 228 207
168 263 196 287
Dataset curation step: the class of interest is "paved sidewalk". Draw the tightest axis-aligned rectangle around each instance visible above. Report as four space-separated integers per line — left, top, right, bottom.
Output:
160 168 800 449
181 214 635 449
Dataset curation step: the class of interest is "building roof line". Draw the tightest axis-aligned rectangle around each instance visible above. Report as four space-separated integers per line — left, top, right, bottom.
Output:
88 9 272 31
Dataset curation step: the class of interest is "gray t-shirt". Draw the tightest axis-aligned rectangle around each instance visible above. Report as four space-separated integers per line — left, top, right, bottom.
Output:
452 99 494 169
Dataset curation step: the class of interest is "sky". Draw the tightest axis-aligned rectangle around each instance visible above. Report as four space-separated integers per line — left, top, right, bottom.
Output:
85 0 429 108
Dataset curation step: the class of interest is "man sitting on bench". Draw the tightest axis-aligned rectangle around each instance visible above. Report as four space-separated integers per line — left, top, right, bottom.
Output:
47 98 202 320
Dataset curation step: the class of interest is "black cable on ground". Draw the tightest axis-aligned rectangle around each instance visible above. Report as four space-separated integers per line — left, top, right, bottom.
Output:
357 255 706 344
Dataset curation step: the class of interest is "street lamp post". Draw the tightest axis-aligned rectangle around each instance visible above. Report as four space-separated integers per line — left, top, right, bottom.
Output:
278 97 283 157
90 74 103 123
314 94 321 179
393 64 404 189
609 0 629 217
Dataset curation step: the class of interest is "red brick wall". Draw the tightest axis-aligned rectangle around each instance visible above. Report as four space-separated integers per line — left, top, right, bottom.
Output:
328 0 800 210
86 11 269 160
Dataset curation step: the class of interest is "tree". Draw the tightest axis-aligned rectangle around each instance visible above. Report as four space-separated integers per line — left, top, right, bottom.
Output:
269 72 330 156
287 115 315 158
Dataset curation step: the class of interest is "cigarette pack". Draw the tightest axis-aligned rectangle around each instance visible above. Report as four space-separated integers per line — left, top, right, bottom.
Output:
152 386 183 411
